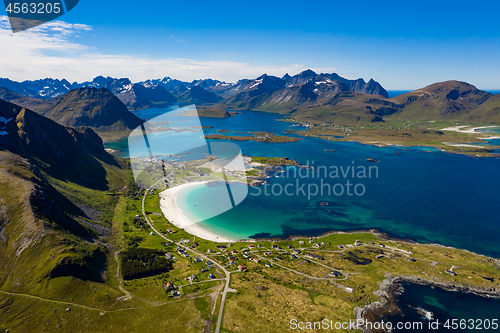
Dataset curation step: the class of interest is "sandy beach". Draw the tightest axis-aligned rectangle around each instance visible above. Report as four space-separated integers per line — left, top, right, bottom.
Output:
441 125 500 141
159 182 237 243
441 125 499 134
442 142 485 148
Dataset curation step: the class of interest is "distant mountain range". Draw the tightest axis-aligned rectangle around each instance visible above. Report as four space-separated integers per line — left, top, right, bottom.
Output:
0 70 388 110
1 71 499 128
100 77 177 110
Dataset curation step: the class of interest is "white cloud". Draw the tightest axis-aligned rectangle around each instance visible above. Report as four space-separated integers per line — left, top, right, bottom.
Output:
0 16 335 83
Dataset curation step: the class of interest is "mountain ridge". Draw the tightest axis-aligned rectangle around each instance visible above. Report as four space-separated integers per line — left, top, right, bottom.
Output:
104 78 177 111
0 87 144 131
0 70 389 105
1 75 499 125
0 97 132 292
0 98 116 188
281 80 500 125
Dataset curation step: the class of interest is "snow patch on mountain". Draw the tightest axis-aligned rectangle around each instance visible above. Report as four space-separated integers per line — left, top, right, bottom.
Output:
249 79 263 89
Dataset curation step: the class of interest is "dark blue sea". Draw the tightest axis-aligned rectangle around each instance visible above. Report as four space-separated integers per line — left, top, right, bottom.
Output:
387 91 412 98
383 283 500 332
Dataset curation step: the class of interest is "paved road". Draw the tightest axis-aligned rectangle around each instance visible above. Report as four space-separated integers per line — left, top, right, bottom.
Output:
141 176 230 333
252 254 356 293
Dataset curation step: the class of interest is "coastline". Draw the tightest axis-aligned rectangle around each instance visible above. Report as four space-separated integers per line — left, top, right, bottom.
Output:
159 181 238 243
441 125 499 134
156 183 500 323
156 176 499 261
354 274 500 333
300 126 500 157
159 189 500 260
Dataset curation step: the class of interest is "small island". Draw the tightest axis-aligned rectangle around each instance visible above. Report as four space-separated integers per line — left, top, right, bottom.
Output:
205 132 303 143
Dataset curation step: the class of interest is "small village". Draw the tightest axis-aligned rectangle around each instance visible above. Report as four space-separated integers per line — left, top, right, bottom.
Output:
153 233 425 301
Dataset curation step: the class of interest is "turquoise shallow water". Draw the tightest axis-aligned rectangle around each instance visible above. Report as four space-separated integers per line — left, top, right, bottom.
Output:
476 127 500 135
473 127 500 146
106 109 500 258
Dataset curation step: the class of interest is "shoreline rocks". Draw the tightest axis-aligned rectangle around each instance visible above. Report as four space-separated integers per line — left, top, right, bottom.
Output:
354 275 500 332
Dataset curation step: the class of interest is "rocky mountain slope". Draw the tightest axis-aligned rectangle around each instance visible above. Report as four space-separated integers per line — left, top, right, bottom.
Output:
236 80 500 125
219 70 388 111
387 81 495 120
104 78 177 110
177 85 223 104
349 80 500 124
0 97 132 295
0 98 117 187
0 87 144 130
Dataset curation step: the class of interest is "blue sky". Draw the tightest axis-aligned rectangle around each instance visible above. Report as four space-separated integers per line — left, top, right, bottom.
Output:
1 0 500 89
